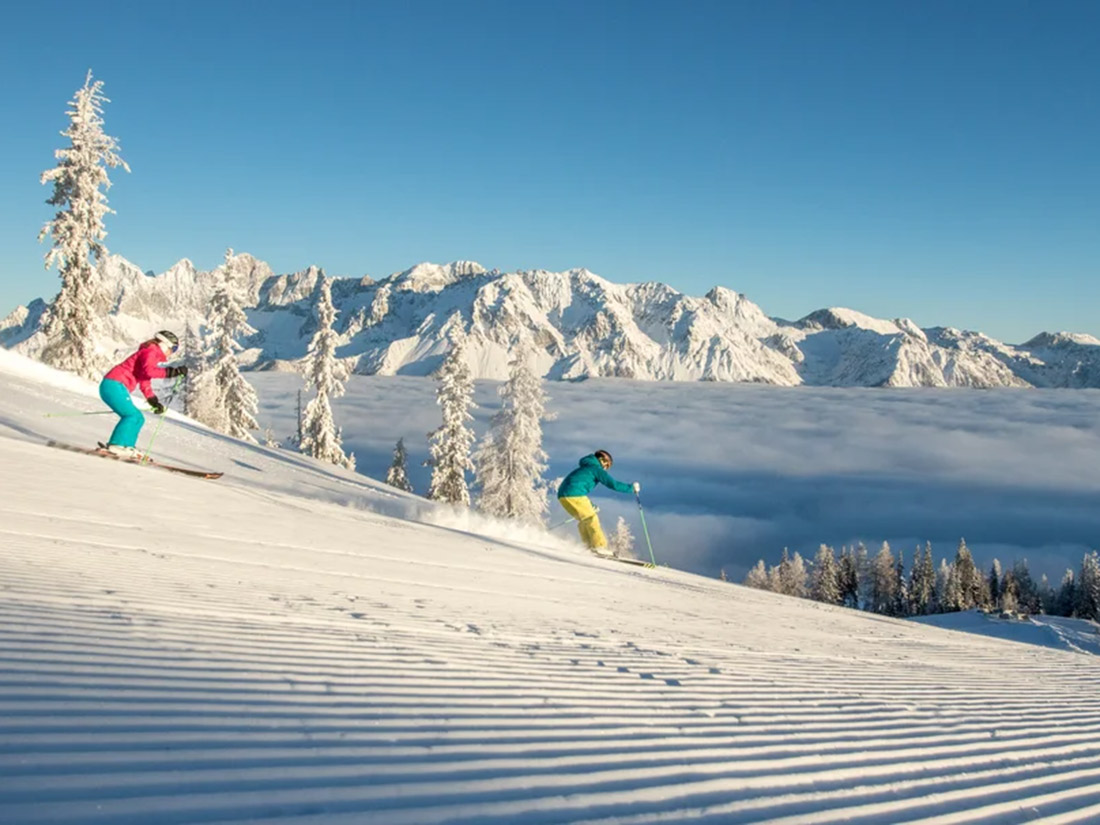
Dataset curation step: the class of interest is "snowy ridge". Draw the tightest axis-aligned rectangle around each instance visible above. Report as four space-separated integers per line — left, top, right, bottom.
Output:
4 349 1100 822
4 253 1100 387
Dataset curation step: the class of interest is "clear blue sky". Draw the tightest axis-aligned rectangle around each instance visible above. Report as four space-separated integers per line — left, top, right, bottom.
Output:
1 0 1097 343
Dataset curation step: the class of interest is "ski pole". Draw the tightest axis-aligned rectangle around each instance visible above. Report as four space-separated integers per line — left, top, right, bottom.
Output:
548 506 598 532
548 515 575 531
42 411 116 418
138 376 183 465
44 405 164 418
635 491 657 566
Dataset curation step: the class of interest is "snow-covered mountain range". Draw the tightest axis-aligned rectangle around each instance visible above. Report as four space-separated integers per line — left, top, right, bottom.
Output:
4 253 1098 387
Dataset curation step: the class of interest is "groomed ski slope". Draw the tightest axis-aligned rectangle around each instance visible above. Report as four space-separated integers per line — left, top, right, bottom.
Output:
2 350 1100 824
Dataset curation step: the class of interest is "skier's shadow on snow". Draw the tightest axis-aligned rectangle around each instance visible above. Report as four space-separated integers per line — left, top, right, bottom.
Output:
162 417 430 515
0 414 48 442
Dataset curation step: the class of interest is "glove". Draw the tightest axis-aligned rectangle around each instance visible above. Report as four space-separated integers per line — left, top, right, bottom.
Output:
632 482 641 493
148 396 166 415
165 365 188 378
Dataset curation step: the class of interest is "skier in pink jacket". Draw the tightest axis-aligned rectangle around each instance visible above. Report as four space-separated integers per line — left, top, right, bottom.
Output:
99 330 187 458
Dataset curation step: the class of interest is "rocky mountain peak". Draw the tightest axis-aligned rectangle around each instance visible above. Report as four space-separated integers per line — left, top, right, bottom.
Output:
3 255 1098 388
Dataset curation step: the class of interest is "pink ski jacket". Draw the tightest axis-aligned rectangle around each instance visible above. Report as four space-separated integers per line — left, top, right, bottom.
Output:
104 342 170 399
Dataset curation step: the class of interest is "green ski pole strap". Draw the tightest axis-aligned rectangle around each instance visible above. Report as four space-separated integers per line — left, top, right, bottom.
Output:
635 492 657 566
138 374 183 464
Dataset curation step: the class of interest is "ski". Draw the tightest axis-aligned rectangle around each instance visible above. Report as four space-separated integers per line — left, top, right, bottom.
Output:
47 441 223 480
590 551 653 568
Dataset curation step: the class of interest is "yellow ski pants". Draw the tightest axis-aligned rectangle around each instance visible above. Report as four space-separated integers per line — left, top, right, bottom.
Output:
558 496 607 549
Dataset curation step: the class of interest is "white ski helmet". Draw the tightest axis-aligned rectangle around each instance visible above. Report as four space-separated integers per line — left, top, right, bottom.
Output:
155 330 179 351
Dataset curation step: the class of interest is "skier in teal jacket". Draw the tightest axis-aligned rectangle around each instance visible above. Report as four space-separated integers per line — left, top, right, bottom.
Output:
557 450 638 552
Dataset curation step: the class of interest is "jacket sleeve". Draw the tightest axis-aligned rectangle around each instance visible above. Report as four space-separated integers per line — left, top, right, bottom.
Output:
595 467 634 494
134 346 169 399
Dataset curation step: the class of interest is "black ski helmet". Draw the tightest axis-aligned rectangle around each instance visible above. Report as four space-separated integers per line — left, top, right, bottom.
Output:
594 449 613 467
155 330 179 350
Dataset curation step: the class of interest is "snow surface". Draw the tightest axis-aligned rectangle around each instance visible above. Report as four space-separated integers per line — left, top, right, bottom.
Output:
914 611 1100 657
4 349 1100 823
246 373 1100 584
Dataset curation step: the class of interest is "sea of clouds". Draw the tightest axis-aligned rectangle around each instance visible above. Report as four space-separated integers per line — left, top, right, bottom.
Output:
250 374 1100 583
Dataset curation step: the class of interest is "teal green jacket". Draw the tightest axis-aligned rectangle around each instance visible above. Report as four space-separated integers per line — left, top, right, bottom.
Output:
558 454 633 498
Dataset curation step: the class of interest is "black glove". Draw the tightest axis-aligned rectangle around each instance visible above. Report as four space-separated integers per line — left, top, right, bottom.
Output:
165 365 188 378
148 396 166 415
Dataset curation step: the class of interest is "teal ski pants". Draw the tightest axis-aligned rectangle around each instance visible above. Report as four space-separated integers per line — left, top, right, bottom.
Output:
99 379 144 448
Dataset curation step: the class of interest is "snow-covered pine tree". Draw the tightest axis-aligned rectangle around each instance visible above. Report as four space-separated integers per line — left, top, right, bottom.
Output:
1038 574 1056 615
426 326 477 506
299 276 355 470
1012 559 1039 614
989 559 1003 609
939 558 960 613
782 551 809 599
1056 569 1077 617
386 438 414 493
908 542 936 615
892 549 909 617
855 542 873 611
1000 571 1020 613
870 542 898 615
766 550 786 594
743 559 768 590
1075 551 1100 621
609 516 636 559
38 70 130 378
810 544 842 605
472 345 552 524
186 329 227 432
180 322 210 420
838 546 861 609
954 539 987 610
202 250 260 442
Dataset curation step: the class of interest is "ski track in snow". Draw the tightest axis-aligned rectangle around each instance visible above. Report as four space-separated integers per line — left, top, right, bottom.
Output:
3 354 1100 823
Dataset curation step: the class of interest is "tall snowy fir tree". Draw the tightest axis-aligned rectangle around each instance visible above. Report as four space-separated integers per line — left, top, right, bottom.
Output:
1076 551 1100 621
999 569 1020 612
838 546 861 609
38 70 130 379
892 550 909 617
870 542 898 616
1012 559 1040 614
1039 574 1056 615
765 551 785 593
201 250 260 443
743 560 768 590
938 559 959 612
855 543 874 611
908 543 936 615
473 346 552 524
1056 569 1077 617
180 323 208 419
774 550 808 598
989 560 1003 610
810 544 842 605
951 539 985 610
386 438 414 493
299 276 355 470
426 327 477 506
